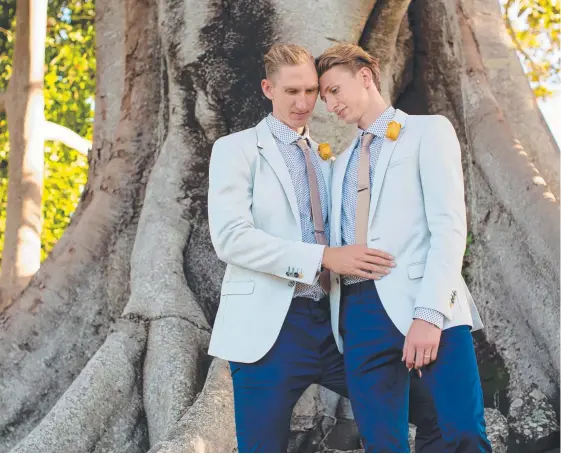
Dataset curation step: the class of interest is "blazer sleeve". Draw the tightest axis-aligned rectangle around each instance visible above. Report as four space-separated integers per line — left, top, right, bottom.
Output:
414 115 468 319
207 135 325 285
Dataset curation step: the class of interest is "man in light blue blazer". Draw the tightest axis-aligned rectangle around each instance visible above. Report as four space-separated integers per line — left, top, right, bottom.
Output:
208 43 445 452
317 43 491 452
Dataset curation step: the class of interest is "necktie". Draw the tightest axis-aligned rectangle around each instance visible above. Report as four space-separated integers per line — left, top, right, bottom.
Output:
296 138 331 293
355 133 374 245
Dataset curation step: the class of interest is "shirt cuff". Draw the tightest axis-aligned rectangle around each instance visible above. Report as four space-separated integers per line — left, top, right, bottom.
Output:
414 307 444 329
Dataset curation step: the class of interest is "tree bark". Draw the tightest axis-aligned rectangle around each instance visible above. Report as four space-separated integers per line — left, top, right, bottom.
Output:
468 0 560 199
457 0 559 396
0 0 48 308
0 0 558 452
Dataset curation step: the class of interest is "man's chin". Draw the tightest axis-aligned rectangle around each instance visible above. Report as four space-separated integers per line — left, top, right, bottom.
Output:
290 118 309 128
338 111 357 125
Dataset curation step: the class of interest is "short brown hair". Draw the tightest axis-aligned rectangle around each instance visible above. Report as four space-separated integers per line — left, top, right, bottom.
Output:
316 44 381 92
264 44 315 79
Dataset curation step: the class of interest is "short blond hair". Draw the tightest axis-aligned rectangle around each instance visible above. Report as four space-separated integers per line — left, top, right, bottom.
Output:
316 43 381 92
264 44 315 79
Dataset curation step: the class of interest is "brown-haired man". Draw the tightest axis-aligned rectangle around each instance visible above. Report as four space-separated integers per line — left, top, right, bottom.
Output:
317 43 491 452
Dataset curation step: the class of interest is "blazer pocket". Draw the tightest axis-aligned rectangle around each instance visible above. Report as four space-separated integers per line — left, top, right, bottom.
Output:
408 262 426 279
221 281 255 296
387 156 413 169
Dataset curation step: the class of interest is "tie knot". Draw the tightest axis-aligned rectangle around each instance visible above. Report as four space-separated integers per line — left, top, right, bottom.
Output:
361 132 374 149
296 138 310 152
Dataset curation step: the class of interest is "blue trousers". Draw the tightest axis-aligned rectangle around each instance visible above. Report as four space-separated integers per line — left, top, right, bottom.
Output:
340 280 492 453
229 296 446 452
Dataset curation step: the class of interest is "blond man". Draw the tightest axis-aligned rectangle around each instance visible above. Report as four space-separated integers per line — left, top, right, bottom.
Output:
317 43 491 452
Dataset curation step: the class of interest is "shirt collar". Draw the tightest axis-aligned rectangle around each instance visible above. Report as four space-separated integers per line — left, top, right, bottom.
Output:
358 106 396 138
266 113 311 145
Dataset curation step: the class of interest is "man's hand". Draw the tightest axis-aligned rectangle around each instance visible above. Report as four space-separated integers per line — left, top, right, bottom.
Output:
322 244 395 279
402 319 441 370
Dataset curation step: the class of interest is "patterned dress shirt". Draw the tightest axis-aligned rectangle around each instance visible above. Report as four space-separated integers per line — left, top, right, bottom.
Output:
340 107 444 328
266 114 329 301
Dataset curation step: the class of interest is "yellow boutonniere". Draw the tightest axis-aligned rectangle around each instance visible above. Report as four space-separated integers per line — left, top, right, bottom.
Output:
386 121 402 141
318 143 334 160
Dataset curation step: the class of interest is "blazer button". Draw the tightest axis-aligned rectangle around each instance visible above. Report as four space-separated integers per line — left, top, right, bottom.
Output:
288 281 295 287
335 277 339 284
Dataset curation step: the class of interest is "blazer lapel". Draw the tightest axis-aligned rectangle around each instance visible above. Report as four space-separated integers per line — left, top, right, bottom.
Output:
331 138 358 246
368 109 408 228
255 119 301 231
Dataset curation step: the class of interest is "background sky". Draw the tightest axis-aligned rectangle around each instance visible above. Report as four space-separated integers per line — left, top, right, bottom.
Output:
539 93 560 147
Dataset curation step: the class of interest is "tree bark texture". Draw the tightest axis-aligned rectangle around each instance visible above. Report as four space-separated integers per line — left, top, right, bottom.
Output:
0 0 48 308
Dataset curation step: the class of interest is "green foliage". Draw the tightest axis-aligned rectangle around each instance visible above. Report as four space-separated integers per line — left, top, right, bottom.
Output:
464 231 474 258
0 0 16 264
502 0 561 98
0 0 94 261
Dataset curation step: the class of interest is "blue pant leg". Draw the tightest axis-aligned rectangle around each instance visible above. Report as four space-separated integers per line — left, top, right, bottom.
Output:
341 282 410 453
317 311 348 398
229 359 304 452
320 336 448 451
422 325 492 453
409 370 448 452
229 299 325 452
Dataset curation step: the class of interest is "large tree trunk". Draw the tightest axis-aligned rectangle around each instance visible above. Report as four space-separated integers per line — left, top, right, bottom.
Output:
0 0 47 308
0 0 558 452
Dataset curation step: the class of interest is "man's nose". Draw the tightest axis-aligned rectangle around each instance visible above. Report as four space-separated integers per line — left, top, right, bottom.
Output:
295 95 307 111
326 97 336 113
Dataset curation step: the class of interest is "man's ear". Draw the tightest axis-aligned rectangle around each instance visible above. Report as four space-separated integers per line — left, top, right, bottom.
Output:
359 67 372 88
261 79 274 100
